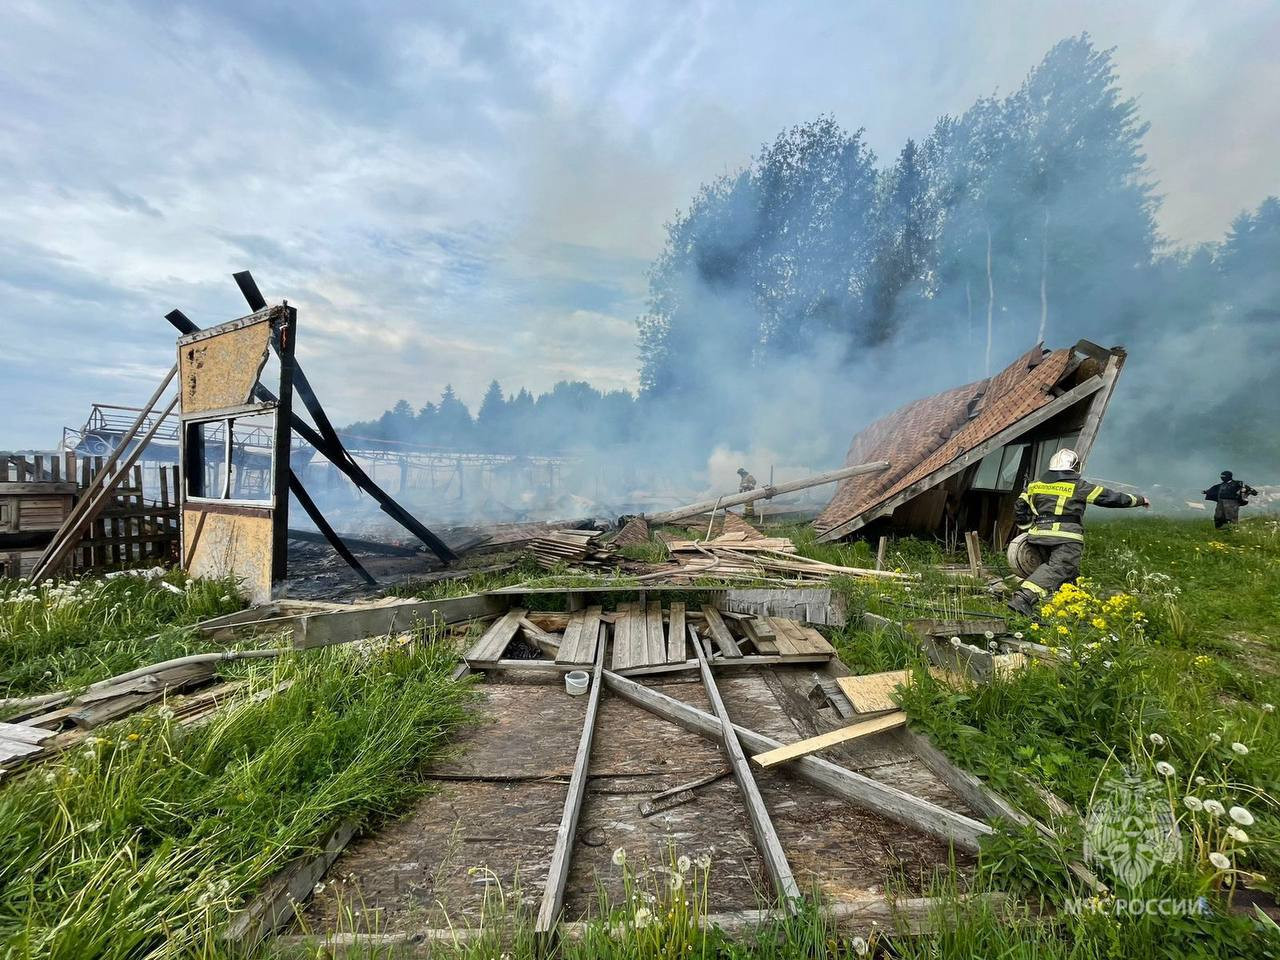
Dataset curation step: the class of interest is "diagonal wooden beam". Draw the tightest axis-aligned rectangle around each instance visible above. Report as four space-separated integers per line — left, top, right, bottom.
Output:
536 623 606 937
601 669 990 851
691 624 801 906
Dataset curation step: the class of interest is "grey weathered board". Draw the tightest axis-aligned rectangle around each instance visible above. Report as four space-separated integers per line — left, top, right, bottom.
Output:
556 605 602 665
702 605 742 658
466 608 527 663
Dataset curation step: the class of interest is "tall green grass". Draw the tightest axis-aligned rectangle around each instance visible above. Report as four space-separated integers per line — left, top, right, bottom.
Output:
0 573 244 698
0 636 471 959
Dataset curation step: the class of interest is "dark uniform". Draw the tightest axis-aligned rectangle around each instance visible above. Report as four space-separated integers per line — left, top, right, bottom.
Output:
737 469 757 519
1204 473 1257 529
1008 469 1146 613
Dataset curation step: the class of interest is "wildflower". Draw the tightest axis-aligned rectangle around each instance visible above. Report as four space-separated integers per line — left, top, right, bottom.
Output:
1030 623 1040 631
611 847 627 867
312 881 326 895
1102 661 1113 669
1091 617 1107 630
1156 761 1175 777
633 906 654 929
1013 631 1024 640
851 936 869 956
1264 703 1276 714
1229 806 1255 826
676 855 691 874
693 853 711 871
1209 852 1231 870
987 640 998 651
669 873 684 892
984 630 995 640
1231 742 1249 755
1228 827 1250 843
126 733 140 742
949 636 961 647
1194 776 1207 786
1148 733 1166 747
1203 800 1225 816
1057 626 1069 636
1183 796 1203 811
1209 734 1221 744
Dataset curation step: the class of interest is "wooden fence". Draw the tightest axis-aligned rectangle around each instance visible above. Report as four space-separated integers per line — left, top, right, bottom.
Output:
0 452 181 579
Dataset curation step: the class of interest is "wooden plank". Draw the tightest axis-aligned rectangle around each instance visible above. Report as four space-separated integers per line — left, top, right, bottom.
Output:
610 601 633 670
748 618 778 655
0 722 56 745
601 670 991 851
836 671 911 714
701 605 741 658
766 617 802 657
223 820 358 950
465 608 526 663
875 536 888 570
965 531 981 577
555 611 586 664
294 593 508 648
691 626 800 906
666 602 686 663
535 623 606 934
0 739 42 762
643 600 665 666
751 712 908 768
795 625 836 656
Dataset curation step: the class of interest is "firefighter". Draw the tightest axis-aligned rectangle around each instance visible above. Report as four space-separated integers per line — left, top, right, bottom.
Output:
1007 448 1150 617
1203 471 1258 529
737 467 757 519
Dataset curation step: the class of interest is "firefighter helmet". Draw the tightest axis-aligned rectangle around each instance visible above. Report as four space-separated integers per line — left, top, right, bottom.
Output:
1048 448 1080 471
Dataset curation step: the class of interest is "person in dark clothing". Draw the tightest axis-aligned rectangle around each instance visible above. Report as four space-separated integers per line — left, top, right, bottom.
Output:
1007 448 1150 617
737 467 757 519
1204 471 1258 529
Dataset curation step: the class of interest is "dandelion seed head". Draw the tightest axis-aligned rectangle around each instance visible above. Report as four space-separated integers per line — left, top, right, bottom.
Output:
1156 761 1175 777
1231 742 1249 755
1229 806 1255 826
1209 852 1231 870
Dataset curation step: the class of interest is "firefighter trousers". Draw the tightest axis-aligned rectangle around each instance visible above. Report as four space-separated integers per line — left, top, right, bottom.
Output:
1214 498 1240 529
1015 539 1084 602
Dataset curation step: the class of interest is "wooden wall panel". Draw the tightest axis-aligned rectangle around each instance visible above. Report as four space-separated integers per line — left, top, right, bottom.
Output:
179 321 272 414
182 508 274 603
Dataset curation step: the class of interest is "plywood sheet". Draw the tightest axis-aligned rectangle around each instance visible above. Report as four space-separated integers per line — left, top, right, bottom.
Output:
836 670 912 714
183 508 273 603
179 319 273 414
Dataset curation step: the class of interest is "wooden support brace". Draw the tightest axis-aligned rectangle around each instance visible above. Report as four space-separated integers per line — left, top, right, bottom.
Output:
536 630 606 935
691 624 801 907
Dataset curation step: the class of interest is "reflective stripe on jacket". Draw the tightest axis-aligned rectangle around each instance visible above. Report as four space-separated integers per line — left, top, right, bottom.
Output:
1013 470 1141 543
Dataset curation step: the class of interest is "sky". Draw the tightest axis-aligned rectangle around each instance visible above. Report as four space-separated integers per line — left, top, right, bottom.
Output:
1 0 1277 449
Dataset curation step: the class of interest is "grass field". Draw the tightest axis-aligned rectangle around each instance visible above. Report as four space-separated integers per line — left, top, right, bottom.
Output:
0 514 1276 958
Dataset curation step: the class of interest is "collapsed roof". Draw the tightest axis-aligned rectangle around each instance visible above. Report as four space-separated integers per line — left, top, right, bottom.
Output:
814 341 1126 543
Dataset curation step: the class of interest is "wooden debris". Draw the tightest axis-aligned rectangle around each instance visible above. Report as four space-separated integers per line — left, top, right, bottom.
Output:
836 670 912 714
701 605 742 658
751 712 907 768
525 529 618 571
555 606 602 665
464 608 526 664
611 516 651 548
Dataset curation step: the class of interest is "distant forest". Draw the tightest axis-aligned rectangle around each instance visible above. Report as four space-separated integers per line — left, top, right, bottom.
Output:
348 35 1279 478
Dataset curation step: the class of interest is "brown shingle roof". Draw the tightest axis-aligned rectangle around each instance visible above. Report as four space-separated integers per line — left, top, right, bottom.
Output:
814 345 1071 535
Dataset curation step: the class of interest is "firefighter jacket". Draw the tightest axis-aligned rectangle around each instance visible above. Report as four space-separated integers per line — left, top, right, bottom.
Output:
1205 479 1257 502
738 474 757 493
1014 469 1143 544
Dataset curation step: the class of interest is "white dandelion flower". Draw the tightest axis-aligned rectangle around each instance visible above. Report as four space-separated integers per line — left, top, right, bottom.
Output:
693 853 711 871
1183 796 1203 811
1229 806 1255 826
1148 733 1166 747
1263 703 1275 714
1209 852 1231 870
633 907 654 929
1227 827 1250 843
851 936 869 956
1014 631 1024 640
984 630 995 640
1209 733 1221 744
676 855 691 874
669 873 684 892
611 847 627 867
1195 776 1207 786
1156 761 1175 777
1231 742 1249 755
1203 800 1225 816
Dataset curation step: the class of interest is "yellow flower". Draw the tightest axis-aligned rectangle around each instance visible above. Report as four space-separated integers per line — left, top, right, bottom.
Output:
1091 617 1107 630
1057 625 1070 636
126 733 140 742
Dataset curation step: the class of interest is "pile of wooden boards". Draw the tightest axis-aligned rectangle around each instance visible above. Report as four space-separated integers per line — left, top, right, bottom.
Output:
662 533 911 583
525 529 618 571
0 674 261 780
460 599 837 674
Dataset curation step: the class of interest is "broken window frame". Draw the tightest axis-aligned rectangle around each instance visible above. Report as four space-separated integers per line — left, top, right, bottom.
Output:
183 406 278 506
969 442 1029 492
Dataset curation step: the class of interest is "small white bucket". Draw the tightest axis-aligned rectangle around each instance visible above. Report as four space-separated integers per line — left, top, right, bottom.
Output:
565 670 590 696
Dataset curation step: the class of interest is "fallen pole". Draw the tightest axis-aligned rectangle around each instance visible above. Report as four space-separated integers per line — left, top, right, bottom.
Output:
646 460 891 525
601 670 991 851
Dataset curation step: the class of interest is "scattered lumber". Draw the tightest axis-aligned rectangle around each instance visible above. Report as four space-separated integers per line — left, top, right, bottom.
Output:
836 670 912 714
525 529 618 571
751 712 907 768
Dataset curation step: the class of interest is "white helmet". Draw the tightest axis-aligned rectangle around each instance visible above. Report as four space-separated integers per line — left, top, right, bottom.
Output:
1048 448 1080 471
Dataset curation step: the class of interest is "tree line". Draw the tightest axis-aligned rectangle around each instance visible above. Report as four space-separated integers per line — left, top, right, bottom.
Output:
348 35 1279 482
